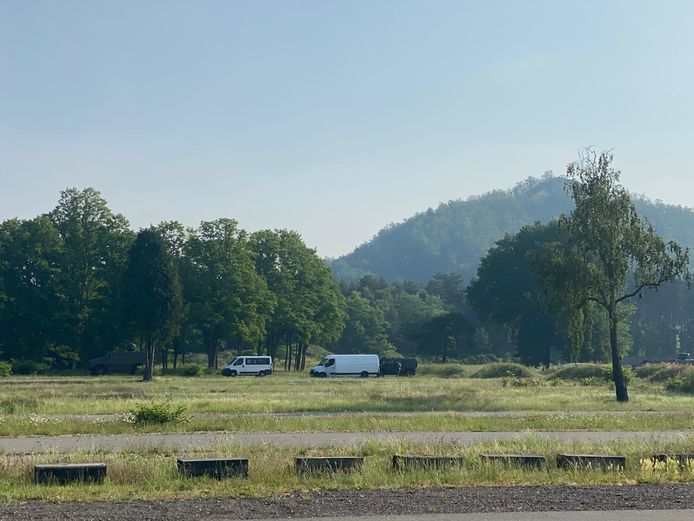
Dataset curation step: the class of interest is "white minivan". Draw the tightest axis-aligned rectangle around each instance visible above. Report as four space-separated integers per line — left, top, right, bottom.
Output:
221 356 272 377
309 354 380 378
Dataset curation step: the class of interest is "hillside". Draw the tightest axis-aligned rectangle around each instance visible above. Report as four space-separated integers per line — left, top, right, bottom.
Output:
331 175 694 282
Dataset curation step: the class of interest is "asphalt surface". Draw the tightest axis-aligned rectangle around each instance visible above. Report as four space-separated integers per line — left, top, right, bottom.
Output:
2 485 694 521
2 430 694 454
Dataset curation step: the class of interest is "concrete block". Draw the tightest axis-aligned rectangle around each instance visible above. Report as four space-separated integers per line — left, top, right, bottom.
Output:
392 454 465 470
35 463 107 484
480 454 546 468
557 453 625 471
294 456 363 472
177 458 249 478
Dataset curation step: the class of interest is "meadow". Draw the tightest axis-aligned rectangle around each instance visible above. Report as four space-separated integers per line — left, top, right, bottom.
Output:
1 363 693 436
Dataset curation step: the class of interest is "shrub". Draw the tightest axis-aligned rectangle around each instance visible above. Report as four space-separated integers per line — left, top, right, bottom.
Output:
129 403 190 425
665 368 694 394
418 364 466 378
11 360 49 375
633 363 669 379
472 362 533 379
181 363 205 377
649 364 686 382
548 364 632 384
0 361 11 377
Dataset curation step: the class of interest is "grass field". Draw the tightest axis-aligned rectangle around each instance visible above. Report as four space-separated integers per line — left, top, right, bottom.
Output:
1 365 693 436
2 437 694 502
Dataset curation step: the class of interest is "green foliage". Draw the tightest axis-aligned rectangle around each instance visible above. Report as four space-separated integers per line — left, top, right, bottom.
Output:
468 221 570 367
180 363 205 377
664 367 694 394
11 360 49 375
633 363 670 379
472 362 534 379
648 364 687 382
549 364 632 384
129 402 190 424
417 363 466 378
530 151 690 402
122 228 185 381
459 353 500 364
0 361 10 377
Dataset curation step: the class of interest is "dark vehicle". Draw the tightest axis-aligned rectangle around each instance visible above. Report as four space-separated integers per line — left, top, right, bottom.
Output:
380 358 418 376
89 351 146 375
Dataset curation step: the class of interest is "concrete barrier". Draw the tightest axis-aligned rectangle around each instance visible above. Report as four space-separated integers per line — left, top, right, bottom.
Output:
480 454 546 468
177 458 249 478
392 454 466 470
35 463 107 484
294 457 363 472
557 454 625 470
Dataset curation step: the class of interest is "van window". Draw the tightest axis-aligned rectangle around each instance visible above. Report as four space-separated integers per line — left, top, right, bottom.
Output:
232 358 244 366
324 358 335 367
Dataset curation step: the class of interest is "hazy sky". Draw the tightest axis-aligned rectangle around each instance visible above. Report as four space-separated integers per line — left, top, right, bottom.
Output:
1 1 693 257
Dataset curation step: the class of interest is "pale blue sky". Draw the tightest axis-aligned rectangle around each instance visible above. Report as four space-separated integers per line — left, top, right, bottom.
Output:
1 0 693 257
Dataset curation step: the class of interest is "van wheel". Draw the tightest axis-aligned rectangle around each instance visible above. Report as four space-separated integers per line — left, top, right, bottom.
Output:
404 369 415 376
319 372 327 378
257 371 266 377
230 370 238 377
360 371 369 378
91 365 107 376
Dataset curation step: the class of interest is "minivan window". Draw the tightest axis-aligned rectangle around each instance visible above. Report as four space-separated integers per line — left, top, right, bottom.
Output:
324 358 335 367
232 358 244 366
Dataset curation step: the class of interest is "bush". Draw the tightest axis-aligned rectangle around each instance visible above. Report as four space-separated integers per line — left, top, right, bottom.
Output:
548 364 633 384
472 362 534 379
180 363 205 377
633 363 669 379
649 364 686 382
665 367 694 394
130 403 190 425
11 360 49 375
0 361 11 377
418 363 466 378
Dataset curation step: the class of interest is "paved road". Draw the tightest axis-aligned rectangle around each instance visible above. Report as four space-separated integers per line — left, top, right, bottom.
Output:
2 430 694 453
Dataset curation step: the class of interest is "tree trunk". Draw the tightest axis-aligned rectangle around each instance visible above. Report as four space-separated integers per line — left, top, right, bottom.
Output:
609 309 629 402
143 335 155 382
207 342 217 370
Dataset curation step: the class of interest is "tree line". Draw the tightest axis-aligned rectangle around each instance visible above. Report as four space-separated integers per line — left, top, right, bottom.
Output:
0 188 345 374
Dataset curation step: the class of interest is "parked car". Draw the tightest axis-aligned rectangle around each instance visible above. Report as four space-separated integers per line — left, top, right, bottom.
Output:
89 350 146 375
309 354 380 378
380 357 418 376
221 356 272 377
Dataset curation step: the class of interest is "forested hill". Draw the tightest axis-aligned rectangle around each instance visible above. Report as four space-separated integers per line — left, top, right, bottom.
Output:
330 175 694 283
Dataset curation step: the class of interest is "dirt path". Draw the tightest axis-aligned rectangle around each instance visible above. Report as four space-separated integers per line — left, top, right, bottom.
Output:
2 430 693 454
1 485 694 521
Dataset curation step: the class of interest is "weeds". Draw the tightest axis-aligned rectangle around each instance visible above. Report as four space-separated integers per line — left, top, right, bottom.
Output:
129 403 190 425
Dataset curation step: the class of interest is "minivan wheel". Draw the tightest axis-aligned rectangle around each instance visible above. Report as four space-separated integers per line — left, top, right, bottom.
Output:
230 370 238 377
360 371 369 378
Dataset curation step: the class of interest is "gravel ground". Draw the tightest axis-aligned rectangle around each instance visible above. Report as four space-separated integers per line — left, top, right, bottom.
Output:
1 485 693 521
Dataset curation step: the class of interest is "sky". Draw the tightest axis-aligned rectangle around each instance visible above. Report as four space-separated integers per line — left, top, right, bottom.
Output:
1 0 693 257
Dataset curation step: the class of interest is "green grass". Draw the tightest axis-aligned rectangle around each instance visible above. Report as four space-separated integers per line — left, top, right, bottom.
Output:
2 410 694 437
2 367 694 436
1 437 694 502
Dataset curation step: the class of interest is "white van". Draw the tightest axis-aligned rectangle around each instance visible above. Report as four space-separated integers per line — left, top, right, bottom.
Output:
221 356 272 377
309 354 380 378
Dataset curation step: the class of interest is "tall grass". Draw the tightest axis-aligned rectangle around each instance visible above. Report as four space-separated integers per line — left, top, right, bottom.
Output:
1 437 694 502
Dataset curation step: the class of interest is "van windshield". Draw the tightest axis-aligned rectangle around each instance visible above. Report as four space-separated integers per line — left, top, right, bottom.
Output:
319 357 335 367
